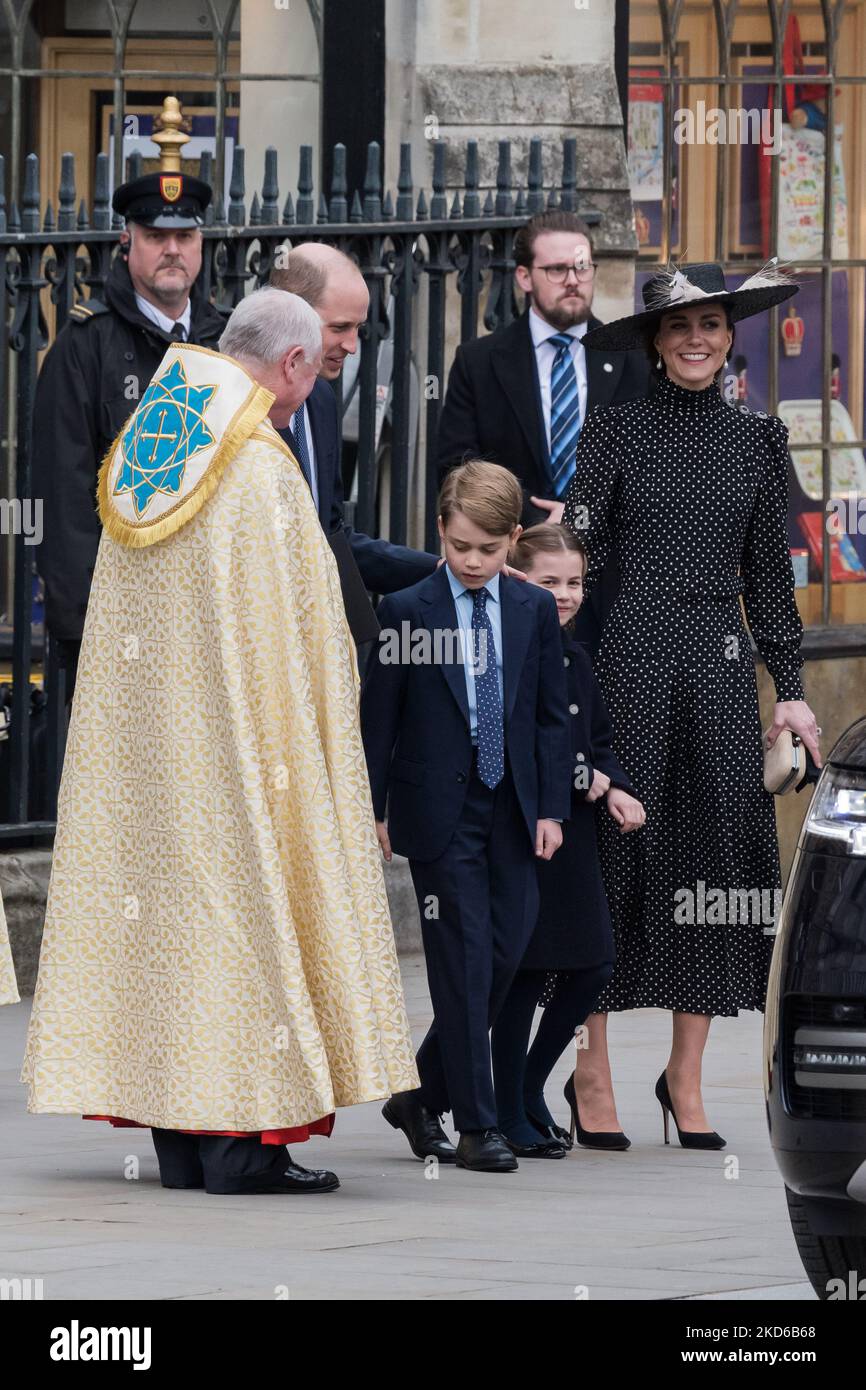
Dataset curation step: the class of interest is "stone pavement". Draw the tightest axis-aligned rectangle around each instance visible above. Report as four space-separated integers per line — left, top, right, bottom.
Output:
0 957 815 1301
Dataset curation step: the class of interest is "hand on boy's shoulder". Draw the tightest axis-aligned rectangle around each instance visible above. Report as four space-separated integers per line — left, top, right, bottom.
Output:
529 496 565 526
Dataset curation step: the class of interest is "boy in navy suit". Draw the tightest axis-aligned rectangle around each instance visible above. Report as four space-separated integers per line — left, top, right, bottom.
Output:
361 461 571 1172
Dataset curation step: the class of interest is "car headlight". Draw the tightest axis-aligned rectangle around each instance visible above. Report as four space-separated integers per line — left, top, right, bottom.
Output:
793 1038 866 1089
805 766 866 855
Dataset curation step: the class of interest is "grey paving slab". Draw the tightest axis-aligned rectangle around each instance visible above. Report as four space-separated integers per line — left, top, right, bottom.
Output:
0 958 819 1301
682 1283 818 1301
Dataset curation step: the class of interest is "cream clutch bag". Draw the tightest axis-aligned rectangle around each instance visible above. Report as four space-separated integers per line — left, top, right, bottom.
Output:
763 728 806 795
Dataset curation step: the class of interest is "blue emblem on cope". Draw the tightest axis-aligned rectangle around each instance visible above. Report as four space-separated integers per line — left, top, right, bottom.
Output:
114 359 217 517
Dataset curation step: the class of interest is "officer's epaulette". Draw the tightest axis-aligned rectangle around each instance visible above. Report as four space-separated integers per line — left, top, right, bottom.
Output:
69 299 109 324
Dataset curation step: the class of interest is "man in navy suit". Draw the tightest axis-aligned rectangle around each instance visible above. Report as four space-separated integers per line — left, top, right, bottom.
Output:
361 461 571 1172
436 211 650 655
271 245 439 595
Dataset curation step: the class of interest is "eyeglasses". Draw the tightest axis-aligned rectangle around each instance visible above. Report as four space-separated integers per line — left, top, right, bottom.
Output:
534 262 597 284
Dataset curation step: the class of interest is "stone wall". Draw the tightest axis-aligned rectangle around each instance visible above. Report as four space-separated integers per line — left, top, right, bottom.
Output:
385 0 636 318
0 851 52 999
239 0 320 206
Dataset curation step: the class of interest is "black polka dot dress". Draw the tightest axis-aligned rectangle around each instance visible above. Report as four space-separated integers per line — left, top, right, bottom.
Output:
562 374 805 1017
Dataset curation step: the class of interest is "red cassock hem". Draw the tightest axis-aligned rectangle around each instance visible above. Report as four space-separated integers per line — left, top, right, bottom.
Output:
83 1113 336 1145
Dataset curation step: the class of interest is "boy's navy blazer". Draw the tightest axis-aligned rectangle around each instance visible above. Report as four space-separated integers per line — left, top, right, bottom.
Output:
361 564 572 862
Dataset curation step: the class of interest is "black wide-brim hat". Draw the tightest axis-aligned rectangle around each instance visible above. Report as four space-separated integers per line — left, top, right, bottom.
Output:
112 171 212 229
583 259 799 353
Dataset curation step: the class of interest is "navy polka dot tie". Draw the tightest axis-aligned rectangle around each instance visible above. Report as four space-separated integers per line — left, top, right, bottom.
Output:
470 586 504 789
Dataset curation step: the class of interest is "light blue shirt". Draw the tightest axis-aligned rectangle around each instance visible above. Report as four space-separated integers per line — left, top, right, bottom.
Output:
445 564 504 743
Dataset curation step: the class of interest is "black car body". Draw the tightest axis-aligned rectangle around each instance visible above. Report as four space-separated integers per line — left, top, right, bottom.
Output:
764 716 866 1295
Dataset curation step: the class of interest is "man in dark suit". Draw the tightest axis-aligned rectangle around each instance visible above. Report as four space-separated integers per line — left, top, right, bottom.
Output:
271 246 439 595
436 210 650 652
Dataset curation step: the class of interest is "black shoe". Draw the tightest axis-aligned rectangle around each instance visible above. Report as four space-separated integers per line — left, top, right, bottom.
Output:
204 1157 340 1195
503 1135 565 1159
655 1071 726 1150
382 1091 457 1163
563 1075 631 1151
456 1129 518 1171
525 1106 573 1151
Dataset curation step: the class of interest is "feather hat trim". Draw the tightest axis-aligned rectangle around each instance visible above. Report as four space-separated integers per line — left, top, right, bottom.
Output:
583 258 798 353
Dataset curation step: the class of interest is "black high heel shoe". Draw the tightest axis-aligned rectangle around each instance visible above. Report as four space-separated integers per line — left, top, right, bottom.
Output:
563 1074 630 1151
655 1071 726 1150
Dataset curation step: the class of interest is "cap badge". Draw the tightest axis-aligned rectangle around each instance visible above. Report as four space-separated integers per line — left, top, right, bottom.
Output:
159 175 182 203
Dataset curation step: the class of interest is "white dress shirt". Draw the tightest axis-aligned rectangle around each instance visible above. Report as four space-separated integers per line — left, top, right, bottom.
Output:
528 306 588 452
134 293 192 339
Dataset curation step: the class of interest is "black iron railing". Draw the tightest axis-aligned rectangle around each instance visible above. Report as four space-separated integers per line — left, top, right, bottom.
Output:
0 134 602 839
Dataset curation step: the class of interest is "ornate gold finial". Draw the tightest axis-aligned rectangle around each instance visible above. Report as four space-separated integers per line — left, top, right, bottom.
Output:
152 96 191 173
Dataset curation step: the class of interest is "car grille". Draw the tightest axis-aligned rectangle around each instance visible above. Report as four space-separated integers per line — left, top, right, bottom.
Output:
783 995 866 1120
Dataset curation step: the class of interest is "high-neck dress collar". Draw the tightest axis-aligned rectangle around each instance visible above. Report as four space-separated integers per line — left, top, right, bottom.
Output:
650 373 726 414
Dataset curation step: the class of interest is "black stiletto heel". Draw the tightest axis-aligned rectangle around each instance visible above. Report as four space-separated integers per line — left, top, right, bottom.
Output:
563 1074 630 1151
655 1070 726 1150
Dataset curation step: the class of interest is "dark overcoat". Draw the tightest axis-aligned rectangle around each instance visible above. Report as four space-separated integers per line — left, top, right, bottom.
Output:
521 628 636 971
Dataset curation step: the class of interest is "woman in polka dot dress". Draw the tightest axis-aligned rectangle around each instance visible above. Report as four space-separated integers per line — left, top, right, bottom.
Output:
560 262 822 1148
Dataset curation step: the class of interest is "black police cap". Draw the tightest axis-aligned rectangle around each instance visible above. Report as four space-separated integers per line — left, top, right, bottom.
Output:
112 171 212 229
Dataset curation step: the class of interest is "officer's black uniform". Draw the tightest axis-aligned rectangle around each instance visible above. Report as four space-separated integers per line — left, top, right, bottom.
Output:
33 171 225 669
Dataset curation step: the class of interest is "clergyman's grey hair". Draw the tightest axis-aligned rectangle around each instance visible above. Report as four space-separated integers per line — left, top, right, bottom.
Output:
218 287 323 366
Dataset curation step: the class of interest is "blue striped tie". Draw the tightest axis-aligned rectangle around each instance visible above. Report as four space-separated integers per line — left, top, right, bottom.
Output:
548 333 582 497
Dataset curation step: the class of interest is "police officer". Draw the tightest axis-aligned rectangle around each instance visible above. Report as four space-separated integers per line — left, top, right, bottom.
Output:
33 164 225 693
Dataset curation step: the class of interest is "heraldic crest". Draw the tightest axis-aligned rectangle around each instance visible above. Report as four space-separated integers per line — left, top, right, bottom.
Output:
98 341 276 548
115 358 217 517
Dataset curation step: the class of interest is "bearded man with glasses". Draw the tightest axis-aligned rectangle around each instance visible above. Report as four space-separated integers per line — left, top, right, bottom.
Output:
437 210 650 654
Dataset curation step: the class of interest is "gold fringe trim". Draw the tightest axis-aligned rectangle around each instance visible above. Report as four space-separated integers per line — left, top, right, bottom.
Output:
96 345 275 549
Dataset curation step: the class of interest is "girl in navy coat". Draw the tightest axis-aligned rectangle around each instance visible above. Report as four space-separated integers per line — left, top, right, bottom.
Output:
491 525 645 1156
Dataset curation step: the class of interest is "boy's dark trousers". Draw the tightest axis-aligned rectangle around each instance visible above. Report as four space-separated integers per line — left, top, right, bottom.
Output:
407 748 540 1133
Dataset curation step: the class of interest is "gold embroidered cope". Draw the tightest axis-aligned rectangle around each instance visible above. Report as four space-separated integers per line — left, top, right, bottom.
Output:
22 346 418 1129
